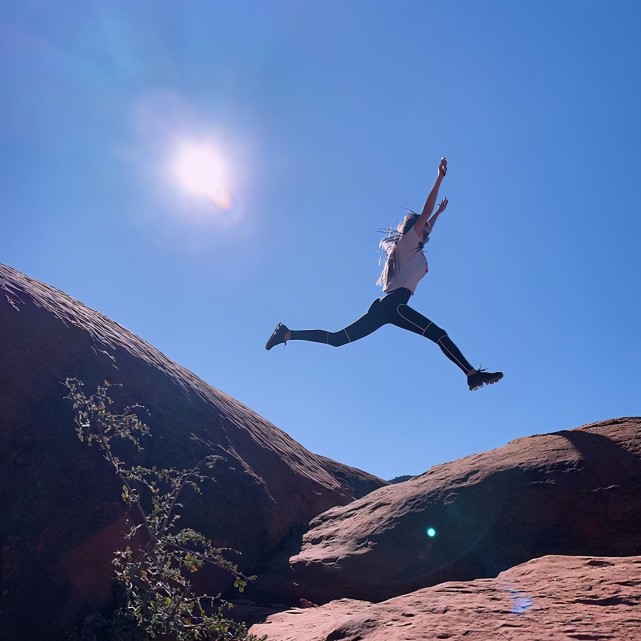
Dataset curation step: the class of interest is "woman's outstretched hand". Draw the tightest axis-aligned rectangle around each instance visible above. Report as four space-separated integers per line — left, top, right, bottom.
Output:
435 197 448 214
438 157 448 178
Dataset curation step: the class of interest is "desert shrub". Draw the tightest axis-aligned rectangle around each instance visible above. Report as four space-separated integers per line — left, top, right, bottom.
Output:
65 379 265 641
388 475 415 484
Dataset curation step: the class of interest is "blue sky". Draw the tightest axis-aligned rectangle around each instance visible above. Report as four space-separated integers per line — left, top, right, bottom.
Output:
2 0 640 480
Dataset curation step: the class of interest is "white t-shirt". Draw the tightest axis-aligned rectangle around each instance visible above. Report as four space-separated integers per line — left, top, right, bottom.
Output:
382 228 428 294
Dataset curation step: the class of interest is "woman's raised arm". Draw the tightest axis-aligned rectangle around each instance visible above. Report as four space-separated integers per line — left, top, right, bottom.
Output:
413 157 447 237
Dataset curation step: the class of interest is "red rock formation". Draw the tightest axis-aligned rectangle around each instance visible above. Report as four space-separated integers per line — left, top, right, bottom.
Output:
250 555 641 640
0 264 385 641
272 417 641 604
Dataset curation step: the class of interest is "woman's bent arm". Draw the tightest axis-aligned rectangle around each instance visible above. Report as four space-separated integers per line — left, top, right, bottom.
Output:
426 197 449 234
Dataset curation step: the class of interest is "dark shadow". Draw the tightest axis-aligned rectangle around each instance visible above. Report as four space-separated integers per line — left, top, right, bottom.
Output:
556 423 641 478
226 524 308 624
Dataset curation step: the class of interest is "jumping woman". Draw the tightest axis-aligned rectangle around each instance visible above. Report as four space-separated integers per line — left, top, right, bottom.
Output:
265 157 503 391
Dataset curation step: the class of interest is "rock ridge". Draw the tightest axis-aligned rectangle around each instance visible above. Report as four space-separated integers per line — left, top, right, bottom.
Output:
253 417 641 604
250 555 641 641
0 263 384 641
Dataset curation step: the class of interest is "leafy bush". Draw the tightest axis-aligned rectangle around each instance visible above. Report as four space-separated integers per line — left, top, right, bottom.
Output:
65 379 265 641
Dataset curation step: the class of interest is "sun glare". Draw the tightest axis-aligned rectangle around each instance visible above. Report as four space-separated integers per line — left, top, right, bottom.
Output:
171 140 233 210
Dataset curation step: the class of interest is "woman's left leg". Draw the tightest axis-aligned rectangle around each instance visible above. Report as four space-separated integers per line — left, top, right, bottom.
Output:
392 303 475 375
276 298 388 348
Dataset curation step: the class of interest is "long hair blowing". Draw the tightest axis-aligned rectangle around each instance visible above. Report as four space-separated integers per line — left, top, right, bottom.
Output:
376 212 428 289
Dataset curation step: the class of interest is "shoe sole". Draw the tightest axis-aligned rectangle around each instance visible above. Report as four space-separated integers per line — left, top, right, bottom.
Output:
469 373 503 391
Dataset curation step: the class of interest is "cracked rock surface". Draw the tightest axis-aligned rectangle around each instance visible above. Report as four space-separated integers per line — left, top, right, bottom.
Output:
250 555 641 641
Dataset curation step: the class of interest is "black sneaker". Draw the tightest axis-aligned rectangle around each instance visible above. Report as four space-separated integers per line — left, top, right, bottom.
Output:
468 369 503 391
265 323 289 350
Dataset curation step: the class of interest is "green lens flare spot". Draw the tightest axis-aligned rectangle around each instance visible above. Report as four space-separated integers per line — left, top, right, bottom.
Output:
426 527 436 538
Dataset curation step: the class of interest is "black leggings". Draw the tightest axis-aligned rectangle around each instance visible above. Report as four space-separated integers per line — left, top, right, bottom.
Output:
289 288 474 374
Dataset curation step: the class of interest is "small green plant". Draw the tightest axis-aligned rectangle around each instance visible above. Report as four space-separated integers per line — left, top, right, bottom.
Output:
65 379 265 641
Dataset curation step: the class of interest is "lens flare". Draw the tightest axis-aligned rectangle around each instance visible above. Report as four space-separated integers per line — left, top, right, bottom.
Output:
426 527 436 538
171 140 233 209
506 586 534 614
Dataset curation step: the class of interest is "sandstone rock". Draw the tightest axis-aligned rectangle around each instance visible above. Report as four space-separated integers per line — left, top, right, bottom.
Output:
250 555 641 640
277 417 641 604
0 264 385 640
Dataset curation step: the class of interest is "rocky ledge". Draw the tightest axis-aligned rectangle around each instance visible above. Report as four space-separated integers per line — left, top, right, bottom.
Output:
250 554 641 641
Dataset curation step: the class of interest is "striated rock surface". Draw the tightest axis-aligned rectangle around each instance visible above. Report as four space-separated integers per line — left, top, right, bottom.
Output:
0 264 385 641
265 417 641 604
250 555 641 641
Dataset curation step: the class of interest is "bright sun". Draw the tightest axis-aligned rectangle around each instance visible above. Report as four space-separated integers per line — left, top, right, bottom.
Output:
170 140 233 210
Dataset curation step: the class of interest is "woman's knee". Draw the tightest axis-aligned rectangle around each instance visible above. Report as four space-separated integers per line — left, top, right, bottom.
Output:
396 304 447 342
424 323 447 343
328 330 351 347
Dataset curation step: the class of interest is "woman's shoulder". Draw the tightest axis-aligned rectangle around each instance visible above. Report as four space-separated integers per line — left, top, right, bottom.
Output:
398 227 421 250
